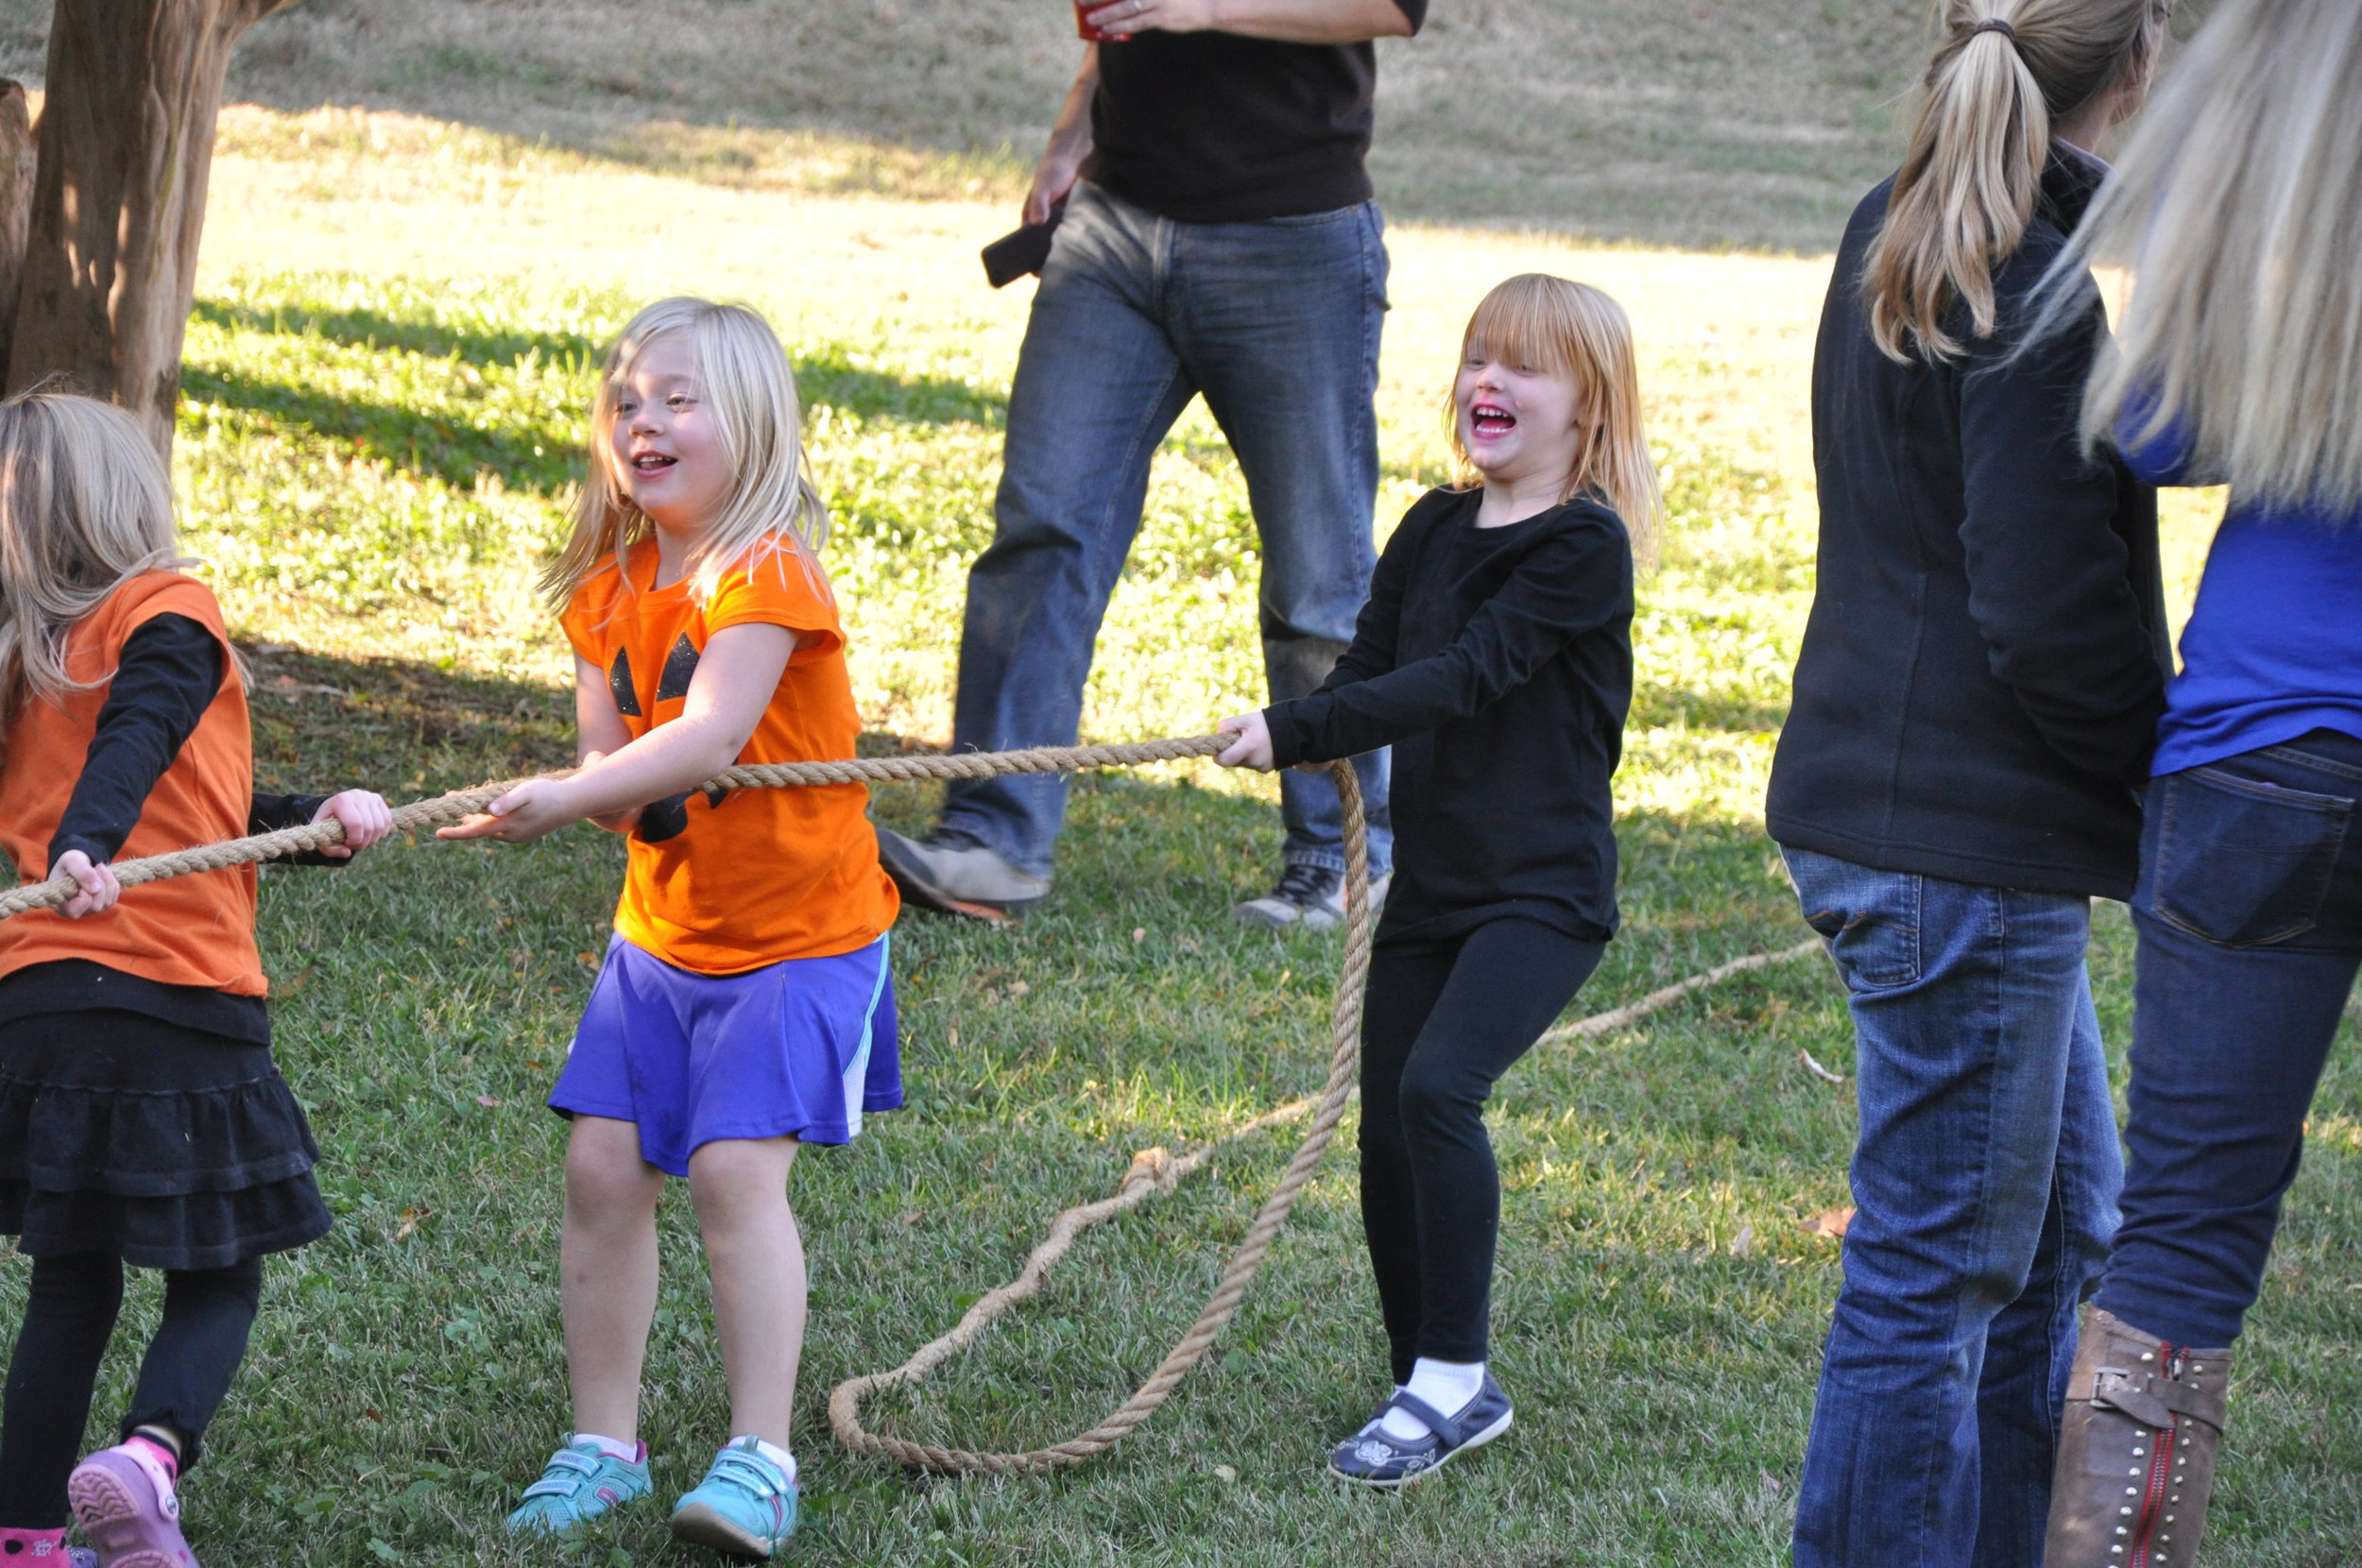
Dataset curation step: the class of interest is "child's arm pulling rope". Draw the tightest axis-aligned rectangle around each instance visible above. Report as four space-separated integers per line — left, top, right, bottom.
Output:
0 736 1233 922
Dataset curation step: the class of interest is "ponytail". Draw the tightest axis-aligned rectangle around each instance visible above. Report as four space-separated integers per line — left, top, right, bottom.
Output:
1864 0 2169 363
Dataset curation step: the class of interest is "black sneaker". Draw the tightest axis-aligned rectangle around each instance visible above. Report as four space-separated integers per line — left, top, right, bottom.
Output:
1230 863 1387 930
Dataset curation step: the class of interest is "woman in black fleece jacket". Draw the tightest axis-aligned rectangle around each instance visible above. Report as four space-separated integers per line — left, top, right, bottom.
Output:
1218 274 1659 1488
1764 6 2173 1564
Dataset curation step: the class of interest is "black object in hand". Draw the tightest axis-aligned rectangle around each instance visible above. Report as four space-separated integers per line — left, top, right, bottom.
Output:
982 207 1066 288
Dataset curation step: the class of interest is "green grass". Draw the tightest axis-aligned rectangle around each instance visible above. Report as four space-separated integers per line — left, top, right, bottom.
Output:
9 111 2361 1566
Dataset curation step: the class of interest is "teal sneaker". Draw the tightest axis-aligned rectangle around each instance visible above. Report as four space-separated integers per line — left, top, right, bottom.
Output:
505 1439 650 1535
667 1438 797 1559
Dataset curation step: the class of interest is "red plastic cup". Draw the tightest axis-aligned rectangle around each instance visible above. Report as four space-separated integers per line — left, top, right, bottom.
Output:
1074 0 1119 41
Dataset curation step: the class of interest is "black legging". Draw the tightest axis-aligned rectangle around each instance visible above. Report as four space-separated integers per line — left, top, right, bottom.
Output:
1360 918 1603 1381
0 1253 263 1529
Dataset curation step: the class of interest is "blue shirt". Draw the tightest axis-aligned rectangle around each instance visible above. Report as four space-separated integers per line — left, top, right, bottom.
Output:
2129 418 2362 775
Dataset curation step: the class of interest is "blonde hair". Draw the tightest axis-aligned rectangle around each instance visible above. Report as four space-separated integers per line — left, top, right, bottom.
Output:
543 297 830 611
1865 0 2168 362
2070 0 2362 510
1448 274 1663 563
0 391 194 729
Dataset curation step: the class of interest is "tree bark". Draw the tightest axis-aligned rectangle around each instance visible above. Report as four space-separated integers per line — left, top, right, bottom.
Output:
0 83 37 386
8 0 304 457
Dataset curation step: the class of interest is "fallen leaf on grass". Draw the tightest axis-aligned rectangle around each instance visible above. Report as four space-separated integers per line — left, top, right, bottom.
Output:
1007 980 1031 997
1132 928 1146 944
475 1094 503 1109
1729 1224 1756 1258
1799 1206 1855 1241
394 1207 429 1241
1213 1464 1238 1483
1797 1048 1848 1084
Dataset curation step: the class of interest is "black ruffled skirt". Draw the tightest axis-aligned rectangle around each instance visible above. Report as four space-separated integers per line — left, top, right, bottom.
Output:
0 1012 331 1270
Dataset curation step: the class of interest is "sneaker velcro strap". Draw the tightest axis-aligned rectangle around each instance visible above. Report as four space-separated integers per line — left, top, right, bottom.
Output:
710 1453 787 1497
521 1474 585 1501
1383 1389 1462 1448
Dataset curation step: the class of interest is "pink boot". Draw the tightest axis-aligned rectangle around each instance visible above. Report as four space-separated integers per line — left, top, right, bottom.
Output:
65 1440 196 1568
0 1526 99 1567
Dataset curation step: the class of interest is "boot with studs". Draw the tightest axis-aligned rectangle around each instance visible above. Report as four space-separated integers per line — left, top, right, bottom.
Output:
2045 1305 2233 1568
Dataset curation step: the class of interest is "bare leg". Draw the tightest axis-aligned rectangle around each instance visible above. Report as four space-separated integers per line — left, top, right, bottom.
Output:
685 1136 804 1448
561 1116 667 1442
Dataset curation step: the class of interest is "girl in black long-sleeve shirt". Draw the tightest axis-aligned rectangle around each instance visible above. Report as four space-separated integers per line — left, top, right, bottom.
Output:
1218 274 1660 1487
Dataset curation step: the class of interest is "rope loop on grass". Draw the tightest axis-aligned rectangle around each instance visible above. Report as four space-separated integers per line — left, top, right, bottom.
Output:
0 727 1824 1476
826 760 1376 1475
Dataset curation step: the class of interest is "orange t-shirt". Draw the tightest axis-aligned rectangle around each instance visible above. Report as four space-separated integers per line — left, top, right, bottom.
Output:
0 571 265 995
561 539 898 974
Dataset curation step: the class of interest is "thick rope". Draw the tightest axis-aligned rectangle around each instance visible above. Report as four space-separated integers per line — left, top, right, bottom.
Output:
0 735 1232 922
0 729 1823 1478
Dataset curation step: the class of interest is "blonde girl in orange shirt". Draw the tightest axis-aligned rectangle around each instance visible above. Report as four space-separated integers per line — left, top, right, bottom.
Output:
444 298 899 1559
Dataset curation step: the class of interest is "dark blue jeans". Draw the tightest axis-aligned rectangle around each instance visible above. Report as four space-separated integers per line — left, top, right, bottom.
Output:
1783 847 2122 1568
937 180 1394 880
2094 728 2362 1349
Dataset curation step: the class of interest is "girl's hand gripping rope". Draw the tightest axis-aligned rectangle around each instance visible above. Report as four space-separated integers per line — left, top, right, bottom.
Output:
1215 710 1275 771
48 849 121 919
1217 710 1321 774
436 777 584 844
312 790 395 860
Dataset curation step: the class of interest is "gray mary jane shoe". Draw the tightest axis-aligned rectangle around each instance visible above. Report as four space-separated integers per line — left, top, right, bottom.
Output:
1327 1372 1514 1489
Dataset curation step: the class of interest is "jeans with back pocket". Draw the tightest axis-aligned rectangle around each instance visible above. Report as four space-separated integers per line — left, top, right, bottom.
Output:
2093 727 2362 1349
934 180 1393 881
1782 846 2122 1568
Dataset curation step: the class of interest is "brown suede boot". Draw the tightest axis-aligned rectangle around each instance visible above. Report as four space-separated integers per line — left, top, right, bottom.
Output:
2045 1306 2233 1568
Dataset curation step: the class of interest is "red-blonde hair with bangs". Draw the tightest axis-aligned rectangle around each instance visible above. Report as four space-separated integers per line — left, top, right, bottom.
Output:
1447 274 1663 563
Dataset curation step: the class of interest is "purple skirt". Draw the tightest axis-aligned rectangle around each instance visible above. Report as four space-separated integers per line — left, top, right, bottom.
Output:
551 932 901 1175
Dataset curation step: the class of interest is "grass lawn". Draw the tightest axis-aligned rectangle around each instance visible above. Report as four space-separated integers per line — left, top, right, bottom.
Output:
7 104 2360 1567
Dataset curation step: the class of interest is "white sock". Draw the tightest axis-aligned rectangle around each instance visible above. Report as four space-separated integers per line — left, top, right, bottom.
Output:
1378 1358 1485 1442
730 1434 797 1484
570 1431 641 1462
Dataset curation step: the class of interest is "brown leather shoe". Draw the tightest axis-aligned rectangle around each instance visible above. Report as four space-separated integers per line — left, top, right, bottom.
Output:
2045 1306 2233 1568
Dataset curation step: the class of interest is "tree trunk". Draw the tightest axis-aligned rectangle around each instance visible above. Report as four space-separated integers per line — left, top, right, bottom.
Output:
7 0 303 458
0 83 38 386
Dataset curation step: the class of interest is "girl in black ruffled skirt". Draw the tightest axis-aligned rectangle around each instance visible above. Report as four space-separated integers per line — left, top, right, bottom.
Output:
0 393 391 1568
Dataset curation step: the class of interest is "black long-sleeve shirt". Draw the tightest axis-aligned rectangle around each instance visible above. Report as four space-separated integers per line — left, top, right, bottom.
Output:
1766 148 2171 900
2 615 334 1042
1266 486 1634 946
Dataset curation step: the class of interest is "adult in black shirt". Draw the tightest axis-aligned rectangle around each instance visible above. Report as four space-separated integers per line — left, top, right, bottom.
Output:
1763 7 2169 1565
875 0 1421 929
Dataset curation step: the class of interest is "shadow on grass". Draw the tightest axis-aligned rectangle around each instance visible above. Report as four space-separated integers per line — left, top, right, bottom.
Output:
192 298 602 377
184 300 1005 498
191 297 1004 425
183 363 584 497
